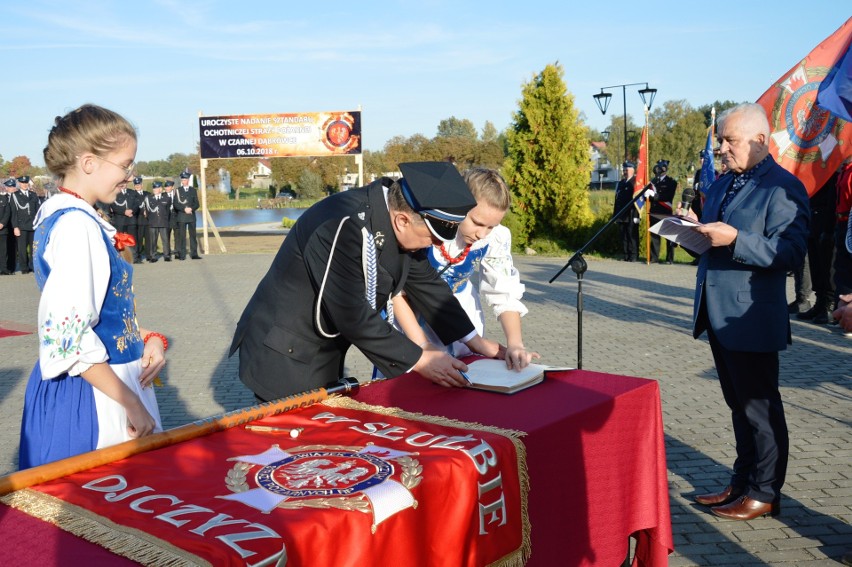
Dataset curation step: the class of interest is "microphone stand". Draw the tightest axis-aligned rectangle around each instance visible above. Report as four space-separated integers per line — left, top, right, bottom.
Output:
549 184 653 369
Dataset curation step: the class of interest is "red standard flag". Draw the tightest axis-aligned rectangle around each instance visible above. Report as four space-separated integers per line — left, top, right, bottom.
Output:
757 17 852 195
633 124 649 212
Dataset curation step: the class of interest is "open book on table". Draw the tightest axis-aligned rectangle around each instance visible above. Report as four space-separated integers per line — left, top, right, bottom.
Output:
463 359 564 394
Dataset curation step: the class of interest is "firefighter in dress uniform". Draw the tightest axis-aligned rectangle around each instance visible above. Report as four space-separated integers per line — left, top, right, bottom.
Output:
173 171 200 260
10 175 40 273
0 179 13 275
649 159 679 263
143 181 172 262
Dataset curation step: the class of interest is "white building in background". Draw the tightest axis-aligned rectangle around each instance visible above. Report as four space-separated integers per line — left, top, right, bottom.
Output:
217 168 232 194
590 141 617 190
250 159 273 190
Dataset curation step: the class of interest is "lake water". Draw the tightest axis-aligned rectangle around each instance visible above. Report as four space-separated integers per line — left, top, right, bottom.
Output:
200 208 305 227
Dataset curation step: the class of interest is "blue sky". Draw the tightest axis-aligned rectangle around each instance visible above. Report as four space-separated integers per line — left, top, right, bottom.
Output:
2 1 849 166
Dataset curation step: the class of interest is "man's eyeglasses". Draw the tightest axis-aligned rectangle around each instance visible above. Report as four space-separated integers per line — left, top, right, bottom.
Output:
94 155 136 178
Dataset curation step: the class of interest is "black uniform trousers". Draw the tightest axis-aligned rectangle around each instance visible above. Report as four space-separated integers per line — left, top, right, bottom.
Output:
650 233 676 263
618 221 639 261
0 233 8 274
135 221 148 263
16 230 34 272
707 325 787 503
5 233 15 273
148 227 170 260
124 223 140 263
175 220 198 258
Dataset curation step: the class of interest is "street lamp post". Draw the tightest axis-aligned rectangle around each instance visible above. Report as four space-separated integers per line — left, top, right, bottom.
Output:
593 82 657 162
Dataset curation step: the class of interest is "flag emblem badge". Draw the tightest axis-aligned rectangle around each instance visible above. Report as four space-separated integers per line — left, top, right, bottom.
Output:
220 444 421 529
765 63 842 165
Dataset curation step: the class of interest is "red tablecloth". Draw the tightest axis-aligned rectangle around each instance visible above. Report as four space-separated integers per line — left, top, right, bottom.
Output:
355 369 673 567
1 369 672 566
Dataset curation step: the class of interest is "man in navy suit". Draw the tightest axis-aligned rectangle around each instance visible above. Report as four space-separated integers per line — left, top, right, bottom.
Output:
684 103 809 520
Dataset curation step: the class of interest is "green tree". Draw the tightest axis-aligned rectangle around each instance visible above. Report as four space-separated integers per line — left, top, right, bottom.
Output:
432 136 476 167
297 169 325 199
649 100 707 184
383 134 434 170
166 153 196 176
502 62 593 246
697 100 742 127
471 140 505 170
602 114 640 167
8 156 33 178
204 158 257 199
362 149 389 181
269 157 311 188
436 116 477 140
481 121 498 143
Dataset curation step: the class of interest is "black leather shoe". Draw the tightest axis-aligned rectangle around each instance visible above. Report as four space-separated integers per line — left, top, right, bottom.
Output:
190 255 202 260
711 495 780 520
797 304 819 320
788 299 811 314
694 485 745 506
812 309 831 324
148 258 158 263
164 257 171 262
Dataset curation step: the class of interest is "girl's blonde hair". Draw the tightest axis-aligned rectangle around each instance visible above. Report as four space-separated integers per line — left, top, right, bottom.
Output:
43 104 136 178
463 168 511 211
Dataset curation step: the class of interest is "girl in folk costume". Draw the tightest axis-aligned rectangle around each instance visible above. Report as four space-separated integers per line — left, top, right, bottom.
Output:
394 168 539 370
19 104 165 469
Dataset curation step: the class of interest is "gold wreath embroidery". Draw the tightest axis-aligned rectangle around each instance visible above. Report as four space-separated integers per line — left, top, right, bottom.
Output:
224 445 423 513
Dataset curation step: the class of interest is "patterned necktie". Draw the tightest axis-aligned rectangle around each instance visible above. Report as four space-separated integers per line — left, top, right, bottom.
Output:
719 175 747 220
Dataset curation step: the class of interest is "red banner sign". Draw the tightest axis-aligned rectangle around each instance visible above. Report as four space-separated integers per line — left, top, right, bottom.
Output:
199 111 362 159
4 398 528 566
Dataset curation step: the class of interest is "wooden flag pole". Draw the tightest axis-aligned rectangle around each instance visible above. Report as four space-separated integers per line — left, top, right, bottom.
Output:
0 380 359 496
643 105 651 264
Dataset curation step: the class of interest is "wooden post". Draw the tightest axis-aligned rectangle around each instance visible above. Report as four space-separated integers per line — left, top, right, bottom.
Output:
198 112 226 253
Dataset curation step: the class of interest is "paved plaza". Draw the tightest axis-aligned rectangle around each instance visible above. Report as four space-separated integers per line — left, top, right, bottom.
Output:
0 250 849 565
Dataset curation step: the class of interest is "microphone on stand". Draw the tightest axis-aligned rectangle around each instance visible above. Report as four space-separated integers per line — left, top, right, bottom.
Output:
679 186 697 216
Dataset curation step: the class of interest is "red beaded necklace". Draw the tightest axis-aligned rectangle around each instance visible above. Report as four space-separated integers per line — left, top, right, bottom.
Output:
438 242 472 265
58 187 136 252
59 186 86 201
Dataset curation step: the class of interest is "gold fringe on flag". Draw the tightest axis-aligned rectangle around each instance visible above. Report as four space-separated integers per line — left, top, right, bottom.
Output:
1 489 210 566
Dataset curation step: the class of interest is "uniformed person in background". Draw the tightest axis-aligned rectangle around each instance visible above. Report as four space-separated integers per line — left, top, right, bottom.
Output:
3 179 16 273
0 179 11 275
163 179 178 256
143 181 172 262
614 161 640 262
133 178 151 264
649 159 679 264
173 171 200 260
10 175 40 274
110 180 141 261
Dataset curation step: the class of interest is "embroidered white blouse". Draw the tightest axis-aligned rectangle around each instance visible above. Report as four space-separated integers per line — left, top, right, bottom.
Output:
34 194 117 378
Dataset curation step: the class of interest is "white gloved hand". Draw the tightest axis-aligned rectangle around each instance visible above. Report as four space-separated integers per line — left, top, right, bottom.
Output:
633 217 640 224
644 187 656 199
